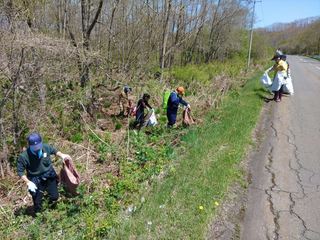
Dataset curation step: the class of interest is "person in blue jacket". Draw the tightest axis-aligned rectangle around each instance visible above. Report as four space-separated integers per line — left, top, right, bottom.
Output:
167 86 190 127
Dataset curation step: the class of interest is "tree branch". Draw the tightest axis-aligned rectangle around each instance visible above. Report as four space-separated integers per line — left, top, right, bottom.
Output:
86 0 103 38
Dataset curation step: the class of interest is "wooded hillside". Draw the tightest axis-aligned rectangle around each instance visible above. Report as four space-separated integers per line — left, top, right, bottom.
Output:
258 17 320 56
0 0 260 178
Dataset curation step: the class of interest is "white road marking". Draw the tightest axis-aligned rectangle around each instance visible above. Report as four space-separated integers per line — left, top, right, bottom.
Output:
316 66 320 71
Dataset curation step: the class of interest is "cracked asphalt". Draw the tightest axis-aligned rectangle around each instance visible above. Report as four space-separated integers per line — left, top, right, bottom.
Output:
241 56 320 240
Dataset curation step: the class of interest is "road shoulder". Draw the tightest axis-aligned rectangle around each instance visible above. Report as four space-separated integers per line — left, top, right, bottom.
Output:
206 102 274 239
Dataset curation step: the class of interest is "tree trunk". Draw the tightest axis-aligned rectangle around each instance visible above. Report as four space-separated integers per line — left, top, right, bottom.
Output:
107 1 119 63
206 0 221 63
80 0 103 87
0 111 5 178
0 110 11 178
63 0 67 39
12 48 24 147
168 1 184 68
159 0 172 81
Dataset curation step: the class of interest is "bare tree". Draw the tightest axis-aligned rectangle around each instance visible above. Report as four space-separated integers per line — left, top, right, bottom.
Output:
67 0 103 87
159 0 172 80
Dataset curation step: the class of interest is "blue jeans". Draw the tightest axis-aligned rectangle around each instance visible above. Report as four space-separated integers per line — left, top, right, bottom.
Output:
167 108 178 126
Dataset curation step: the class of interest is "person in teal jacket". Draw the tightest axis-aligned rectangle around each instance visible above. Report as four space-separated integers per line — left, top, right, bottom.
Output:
17 133 71 214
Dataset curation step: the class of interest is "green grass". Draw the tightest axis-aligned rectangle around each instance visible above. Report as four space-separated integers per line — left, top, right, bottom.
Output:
0 61 268 239
310 55 320 61
109 73 266 239
167 56 246 86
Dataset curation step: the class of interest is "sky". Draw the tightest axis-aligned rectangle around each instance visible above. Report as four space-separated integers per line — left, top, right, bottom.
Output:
254 0 320 28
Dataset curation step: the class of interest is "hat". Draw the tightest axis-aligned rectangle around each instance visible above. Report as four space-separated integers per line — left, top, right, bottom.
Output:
123 86 132 93
280 54 287 60
28 133 43 151
176 86 185 95
271 55 281 61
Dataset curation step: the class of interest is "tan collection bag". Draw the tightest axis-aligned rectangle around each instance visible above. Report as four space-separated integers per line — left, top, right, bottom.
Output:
182 108 194 127
59 159 80 195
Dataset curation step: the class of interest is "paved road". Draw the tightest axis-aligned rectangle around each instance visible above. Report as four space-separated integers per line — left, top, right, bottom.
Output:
241 56 320 240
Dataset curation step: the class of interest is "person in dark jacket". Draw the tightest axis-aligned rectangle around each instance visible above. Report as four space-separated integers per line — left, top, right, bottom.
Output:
134 93 152 129
167 86 190 127
17 133 71 214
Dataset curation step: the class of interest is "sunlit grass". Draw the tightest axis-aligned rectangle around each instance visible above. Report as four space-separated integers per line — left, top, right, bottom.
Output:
111 73 266 239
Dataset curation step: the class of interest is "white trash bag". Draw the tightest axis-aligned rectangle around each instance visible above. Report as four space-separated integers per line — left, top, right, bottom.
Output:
147 110 157 126
282 77 294 95
260 72 272 88
269 72 286 92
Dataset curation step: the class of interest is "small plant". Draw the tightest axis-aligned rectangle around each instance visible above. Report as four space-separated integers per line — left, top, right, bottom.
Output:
70 132 83 143
103 100 112 109
115 122 122 130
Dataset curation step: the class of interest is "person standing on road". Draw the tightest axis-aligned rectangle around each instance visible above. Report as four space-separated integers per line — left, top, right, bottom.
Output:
268 54 288 102
280 54 291 79
167 87 190 127
17 133 72 214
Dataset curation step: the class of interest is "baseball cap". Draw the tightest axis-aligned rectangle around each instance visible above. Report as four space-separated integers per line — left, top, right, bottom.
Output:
28 133 43 151
280 55 287 60
176 86 185 95
271 55 281 61
124 86 132 93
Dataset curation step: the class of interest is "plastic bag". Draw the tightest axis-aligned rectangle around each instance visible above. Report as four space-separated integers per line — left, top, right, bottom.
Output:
147 110 157 126
131 106 137 116
269 72 287 92
282 77 294 95
182 108 194 127
260 72 272 87
59 159 80 196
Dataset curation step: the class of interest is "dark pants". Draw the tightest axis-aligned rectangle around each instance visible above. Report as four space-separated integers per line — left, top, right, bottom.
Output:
274 85 284 101
167 108 178 127
30 177 59 213
134 111 145 129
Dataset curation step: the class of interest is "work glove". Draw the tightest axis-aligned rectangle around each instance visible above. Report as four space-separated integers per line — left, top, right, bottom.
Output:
27 181 37 193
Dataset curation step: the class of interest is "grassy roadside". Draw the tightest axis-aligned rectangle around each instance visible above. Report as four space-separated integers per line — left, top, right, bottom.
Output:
110 73 266 239
309 55 320 61
0 56 269 239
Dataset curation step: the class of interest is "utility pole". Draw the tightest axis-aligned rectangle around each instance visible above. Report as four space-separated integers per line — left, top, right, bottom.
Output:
247 0 259 70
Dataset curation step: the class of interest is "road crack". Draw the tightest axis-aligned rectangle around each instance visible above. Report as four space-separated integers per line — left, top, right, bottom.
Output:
285 128 318 239
264 140 280 240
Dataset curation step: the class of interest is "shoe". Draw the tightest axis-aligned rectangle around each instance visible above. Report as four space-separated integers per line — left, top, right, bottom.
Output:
275 99 281 102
